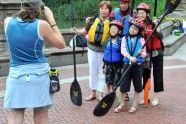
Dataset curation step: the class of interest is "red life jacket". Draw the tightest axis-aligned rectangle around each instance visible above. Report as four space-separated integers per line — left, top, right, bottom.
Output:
144 23 163 51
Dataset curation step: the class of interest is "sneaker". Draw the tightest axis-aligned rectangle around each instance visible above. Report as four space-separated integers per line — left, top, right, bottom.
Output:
151 98 159 106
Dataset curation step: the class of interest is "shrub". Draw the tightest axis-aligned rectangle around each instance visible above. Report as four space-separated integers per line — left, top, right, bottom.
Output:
42 0 165 29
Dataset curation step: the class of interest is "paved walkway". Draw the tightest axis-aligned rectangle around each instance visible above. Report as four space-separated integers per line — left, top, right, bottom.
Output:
0 43 186 124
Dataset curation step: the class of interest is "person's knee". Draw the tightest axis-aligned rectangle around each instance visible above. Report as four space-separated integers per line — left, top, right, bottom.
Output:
34 107 49 124
9 108 25 115
8 109 25 124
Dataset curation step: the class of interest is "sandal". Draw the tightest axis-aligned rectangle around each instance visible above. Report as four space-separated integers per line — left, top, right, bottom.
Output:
114 105 125 113
128 106 137 113
85 95 96 101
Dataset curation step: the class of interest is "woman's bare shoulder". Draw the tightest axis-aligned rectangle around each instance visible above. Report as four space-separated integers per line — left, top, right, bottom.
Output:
4 17 11 24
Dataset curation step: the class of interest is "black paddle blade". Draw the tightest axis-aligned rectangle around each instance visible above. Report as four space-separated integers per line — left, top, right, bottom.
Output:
93 92 116 116
70 79 82 106
165 0 182 15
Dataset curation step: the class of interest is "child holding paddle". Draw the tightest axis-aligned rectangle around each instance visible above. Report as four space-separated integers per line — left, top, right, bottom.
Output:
114 17 146 113
136 2 164 106
109 0 133 102
103 20 123 94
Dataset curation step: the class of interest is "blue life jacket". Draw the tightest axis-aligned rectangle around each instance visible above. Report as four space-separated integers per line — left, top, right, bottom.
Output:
114 8 130 36
123 36 145 64
103 37 123 63
5 17 47 67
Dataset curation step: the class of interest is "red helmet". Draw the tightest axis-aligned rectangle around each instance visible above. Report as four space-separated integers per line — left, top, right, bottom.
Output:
110 20 124 30
120 0 131 3
129 17 145 29
137 3 151 13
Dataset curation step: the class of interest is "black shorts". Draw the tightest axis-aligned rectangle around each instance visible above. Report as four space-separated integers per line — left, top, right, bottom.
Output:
105 63 122 86
120 64 143 93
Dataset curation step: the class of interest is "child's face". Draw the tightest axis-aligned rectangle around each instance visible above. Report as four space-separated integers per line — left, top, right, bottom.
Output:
99 4 110 19
129 25 139 35
110 25 119 37
137 10 147 21
119 2 129 12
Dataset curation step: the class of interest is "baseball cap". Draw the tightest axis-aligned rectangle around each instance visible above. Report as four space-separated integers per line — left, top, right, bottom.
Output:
21 0 43 10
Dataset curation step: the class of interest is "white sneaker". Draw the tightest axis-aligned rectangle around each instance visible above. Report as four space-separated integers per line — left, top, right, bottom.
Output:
151 98 159 106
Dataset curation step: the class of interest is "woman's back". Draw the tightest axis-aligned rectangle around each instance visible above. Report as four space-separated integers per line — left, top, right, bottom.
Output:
5 17 47 67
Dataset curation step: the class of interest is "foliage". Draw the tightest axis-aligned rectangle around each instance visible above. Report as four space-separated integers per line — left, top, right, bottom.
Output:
42 0 165 29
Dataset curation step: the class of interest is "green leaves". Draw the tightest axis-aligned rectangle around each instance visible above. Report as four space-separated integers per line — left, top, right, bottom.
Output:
42 0 165 28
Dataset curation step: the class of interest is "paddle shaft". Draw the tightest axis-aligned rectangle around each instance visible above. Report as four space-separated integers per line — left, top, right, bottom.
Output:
73 37 77 79
131 0 135 17
154 0 158 17
70 0 75 27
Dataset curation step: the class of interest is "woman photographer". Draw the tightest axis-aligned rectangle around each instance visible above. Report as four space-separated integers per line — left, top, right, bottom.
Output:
3 0 65 124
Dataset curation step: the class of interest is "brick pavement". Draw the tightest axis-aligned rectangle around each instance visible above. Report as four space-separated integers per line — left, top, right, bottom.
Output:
0 44 186 124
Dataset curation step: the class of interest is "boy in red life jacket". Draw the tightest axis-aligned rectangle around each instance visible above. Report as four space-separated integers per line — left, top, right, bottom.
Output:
103 20 123 94
114 17 147 113
136 2 164 106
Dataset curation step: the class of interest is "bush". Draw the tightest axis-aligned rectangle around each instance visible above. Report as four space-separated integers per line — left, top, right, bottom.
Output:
42 0 165 29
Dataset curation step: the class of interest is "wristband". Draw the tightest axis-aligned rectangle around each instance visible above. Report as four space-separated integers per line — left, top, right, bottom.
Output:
51 23 57 27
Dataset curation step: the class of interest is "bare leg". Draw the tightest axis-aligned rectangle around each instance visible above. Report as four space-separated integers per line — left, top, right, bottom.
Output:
114 92 126 113
8 109 25 124
34 107 49 124
106 84 110 94
98 92 104 101
129 92 139 113
110 85 114 92
138 92 144 105
153 92 159 100
115 87 122 105
120 92 126 106
131 92 139 108
151 92 159 106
